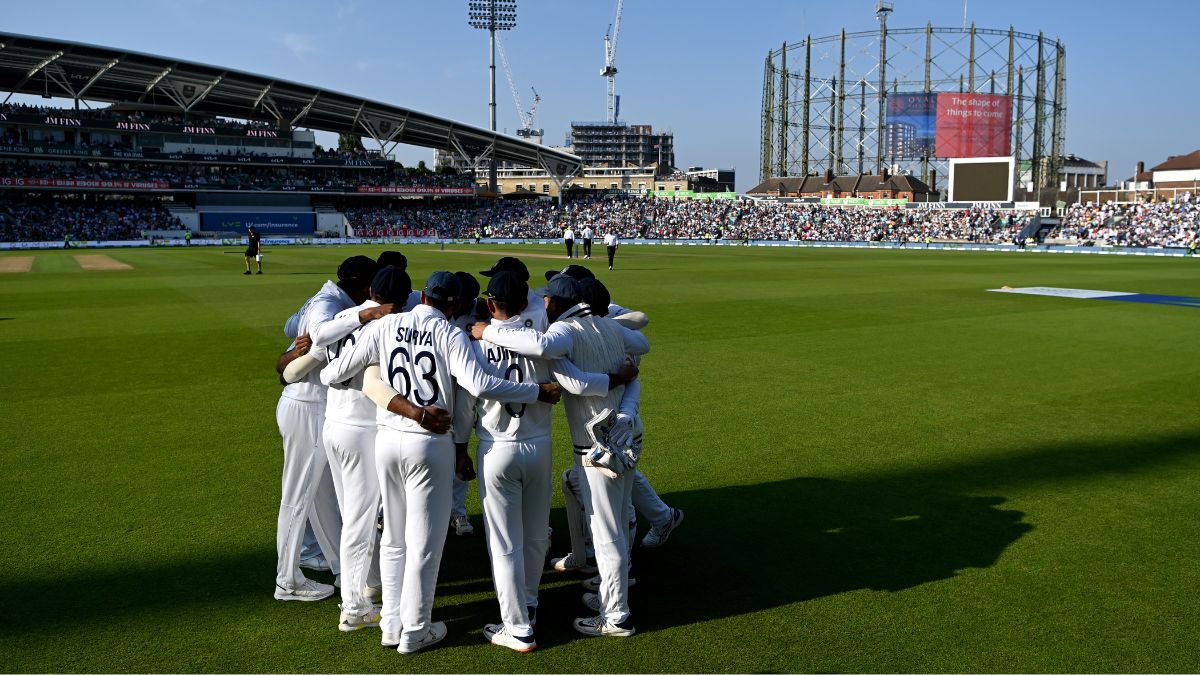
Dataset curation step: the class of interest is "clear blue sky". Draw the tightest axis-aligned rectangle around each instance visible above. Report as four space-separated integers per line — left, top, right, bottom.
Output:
3 0 1197 191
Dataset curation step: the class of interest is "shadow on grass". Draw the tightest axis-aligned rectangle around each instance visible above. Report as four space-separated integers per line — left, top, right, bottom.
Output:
4 431 1196 642
625 430 1200 632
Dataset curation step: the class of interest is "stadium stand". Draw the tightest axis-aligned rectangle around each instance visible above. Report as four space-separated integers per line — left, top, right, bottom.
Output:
1050 193 1199 248
339 196 1035 244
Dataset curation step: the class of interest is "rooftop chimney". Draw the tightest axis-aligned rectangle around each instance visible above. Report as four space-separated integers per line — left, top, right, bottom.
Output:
824 168 834 183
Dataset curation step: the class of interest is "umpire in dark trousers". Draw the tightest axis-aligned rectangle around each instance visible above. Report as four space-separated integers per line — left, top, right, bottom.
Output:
582 226 594 259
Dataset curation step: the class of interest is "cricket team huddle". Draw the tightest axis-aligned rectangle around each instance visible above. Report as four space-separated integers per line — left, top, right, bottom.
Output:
271 249 683 654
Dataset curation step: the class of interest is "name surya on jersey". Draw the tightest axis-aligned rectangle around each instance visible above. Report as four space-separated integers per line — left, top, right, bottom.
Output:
396 325 435 346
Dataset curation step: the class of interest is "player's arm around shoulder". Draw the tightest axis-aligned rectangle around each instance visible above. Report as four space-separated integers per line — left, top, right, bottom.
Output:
610 318 650 356
479 321 572 359
320 317 385 385
550 356 638 396
448 329 552 403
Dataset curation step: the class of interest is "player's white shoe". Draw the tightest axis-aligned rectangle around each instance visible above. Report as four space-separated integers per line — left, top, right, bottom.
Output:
573 614 635 637
338 605 382 632
299 553 331 572
397 621 448 654
274 577 335 602
642 508 684 548
364 586 383 603
582 574 637 592
483 623 537 653
551 552 598 574
451 515 475 536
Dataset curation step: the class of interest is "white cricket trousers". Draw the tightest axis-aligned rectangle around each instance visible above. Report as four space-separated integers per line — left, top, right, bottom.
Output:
375 427 453 648
451 476 470 520
633 470 673 529
323 419 382 614
477 436 552 638
275 395 342 590
580 464 636 625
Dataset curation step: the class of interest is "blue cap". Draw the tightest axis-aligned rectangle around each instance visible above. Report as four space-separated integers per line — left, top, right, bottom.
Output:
371 265 412 304
454 271 481 301
423 271 462 303
337 255 379 286
543 264 595 282
480 256 530 281
578 278 610 314
542 273 581 304
485 270 529 306
376 250 408 270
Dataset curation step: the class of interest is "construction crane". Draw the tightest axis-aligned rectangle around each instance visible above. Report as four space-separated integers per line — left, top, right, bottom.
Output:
496 34 543 140
601 0 624 124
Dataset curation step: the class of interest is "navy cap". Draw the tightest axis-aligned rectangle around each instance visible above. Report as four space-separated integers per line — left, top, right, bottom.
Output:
542 273 582 304
371 265 412 304
423 271 462 303
543 264 595 282
454 271 481 301
337 255 379 286
484 270 529 306
377 250 408 270
480 256 530 281
578 278 611 314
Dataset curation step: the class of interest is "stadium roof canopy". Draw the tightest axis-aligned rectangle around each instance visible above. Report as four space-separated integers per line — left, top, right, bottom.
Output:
0 32 582 178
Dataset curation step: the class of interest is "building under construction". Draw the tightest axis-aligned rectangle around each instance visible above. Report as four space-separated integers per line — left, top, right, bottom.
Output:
760 5 1066 197
568 122 674 169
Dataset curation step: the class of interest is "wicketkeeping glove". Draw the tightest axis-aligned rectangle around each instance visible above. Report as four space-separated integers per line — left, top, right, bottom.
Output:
609 413 635 449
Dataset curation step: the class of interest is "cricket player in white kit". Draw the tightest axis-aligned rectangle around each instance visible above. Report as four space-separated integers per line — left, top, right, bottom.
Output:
578 277 685 551
283 266 415 630
273 255 380 602
453 272 640 651
479 274 649 637
447 271 485 537
321 271 561 654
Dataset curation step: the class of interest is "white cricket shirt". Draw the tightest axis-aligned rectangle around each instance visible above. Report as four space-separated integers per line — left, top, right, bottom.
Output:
320 304 539 434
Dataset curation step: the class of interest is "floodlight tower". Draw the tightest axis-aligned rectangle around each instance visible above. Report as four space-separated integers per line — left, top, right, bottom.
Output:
468 0 517 192
875 0 894 174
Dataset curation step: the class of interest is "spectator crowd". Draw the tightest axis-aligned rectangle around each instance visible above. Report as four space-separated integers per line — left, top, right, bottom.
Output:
1051 193 1199 248
344 196 1035 245
0 158 474 192
0 194 182 242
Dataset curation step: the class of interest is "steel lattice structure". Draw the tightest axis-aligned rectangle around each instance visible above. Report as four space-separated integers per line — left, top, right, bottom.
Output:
760 21 1065 194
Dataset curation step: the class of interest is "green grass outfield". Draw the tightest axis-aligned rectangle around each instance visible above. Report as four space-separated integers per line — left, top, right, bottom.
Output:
2 244 1199 673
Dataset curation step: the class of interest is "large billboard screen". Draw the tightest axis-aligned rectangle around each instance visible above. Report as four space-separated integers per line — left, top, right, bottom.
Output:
948 157 1015 202
935 93 1012 158
201 212 316 234
886 92 1012 159
886 93 937 158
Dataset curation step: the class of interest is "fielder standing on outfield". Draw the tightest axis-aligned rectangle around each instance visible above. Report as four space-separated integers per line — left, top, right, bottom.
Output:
320 271 563 655
244 225 262 275
604 230 619 270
